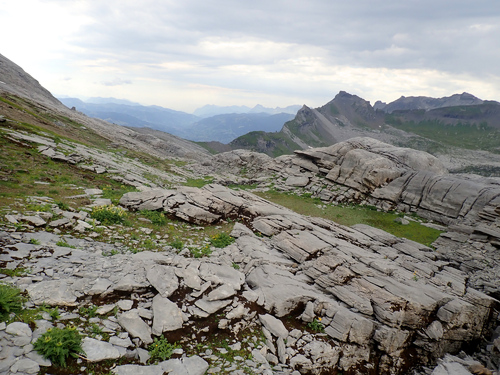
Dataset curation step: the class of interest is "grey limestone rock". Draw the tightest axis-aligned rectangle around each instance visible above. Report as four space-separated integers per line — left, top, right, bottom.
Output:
26 280 78 306
82 337 122 362
118 310 153 345
6 322 32 346
151 295 184 335
259 314 288 339
9 358 40 374
160 355 209 375
146 264 178 298
20 215 46 227
194 298 232 315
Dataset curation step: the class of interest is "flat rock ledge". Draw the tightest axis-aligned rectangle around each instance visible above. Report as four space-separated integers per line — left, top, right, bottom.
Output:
116 183 499 374
209 137 500 297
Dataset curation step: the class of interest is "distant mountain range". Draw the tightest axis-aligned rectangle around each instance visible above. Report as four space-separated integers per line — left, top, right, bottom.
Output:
374 92 486 113
225 91 500 167
193 104 301 118
58 97 298 143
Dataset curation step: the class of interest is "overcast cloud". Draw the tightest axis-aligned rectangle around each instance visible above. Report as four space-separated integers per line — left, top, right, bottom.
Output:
2 0 500 112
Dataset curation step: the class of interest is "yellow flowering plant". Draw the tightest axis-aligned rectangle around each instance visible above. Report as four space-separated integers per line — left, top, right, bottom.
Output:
90 204 127 225
33 325 84 367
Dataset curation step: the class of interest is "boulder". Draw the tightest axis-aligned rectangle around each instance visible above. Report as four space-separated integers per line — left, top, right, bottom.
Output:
151 295 184 335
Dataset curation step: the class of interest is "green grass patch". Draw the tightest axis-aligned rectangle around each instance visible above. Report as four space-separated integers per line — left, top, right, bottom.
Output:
184 176 214 188
189 244 213 258
209 232 235 248
101 184 139 205
140 210 168 226
227 183 258 191
386 116 500 153
90 204 127 225
256 190 442 246
0 267 29 277
55 240 76 249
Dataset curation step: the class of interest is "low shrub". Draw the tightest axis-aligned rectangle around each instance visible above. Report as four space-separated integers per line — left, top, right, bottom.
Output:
307 318 325 333
34 326 84 367
90 204 127 225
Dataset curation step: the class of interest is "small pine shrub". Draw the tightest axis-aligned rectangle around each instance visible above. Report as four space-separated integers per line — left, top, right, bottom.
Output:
34 326 84 367
90 204 127 225
0 284 24 321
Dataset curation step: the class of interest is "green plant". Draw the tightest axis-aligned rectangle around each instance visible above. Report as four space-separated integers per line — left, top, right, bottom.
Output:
33 326 84 367
56 201 70 211
141 238 157 250
56 240 76 249
140 210 168 226
232 263 240 270
29 238 40 245
307 318 325 333
169 239 184 250
40 304 60 320
189 244 212 258
89 323 104 338
184 176 214 188
101 184 138 204
102 249 119 257
90 204 127 225
79 304 98 318
148 337 180 363
0 284 24 321
209 233 235 248
0 267 29 277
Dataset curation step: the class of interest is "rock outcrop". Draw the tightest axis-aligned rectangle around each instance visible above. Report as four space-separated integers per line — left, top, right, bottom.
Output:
118 183 498 374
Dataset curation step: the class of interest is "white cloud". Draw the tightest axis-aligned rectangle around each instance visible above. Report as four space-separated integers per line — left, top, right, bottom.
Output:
1 0 500 112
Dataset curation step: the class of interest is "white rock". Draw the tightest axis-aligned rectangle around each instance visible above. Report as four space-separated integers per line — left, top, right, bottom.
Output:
259 314 288 339
82 337 121 362
152 295 184 335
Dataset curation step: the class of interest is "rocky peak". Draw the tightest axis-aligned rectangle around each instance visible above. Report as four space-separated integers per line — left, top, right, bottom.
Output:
380 92 485 113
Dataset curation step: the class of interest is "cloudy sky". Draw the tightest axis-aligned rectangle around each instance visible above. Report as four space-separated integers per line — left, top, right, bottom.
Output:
2 0 500 112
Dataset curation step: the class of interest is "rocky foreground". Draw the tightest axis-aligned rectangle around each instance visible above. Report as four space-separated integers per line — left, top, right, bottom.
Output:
1 136 500 375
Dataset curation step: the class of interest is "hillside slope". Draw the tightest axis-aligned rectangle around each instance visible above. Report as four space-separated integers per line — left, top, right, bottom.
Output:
0 54 209 161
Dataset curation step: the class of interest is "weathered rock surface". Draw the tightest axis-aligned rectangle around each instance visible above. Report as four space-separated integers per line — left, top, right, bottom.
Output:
1 136 500 374
113 183 499 373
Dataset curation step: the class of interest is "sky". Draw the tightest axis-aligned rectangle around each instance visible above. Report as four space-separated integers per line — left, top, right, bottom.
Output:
2 0 500 113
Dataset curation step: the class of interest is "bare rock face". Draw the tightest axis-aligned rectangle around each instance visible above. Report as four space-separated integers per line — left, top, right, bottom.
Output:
116 183 498 374
249 137 500 300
